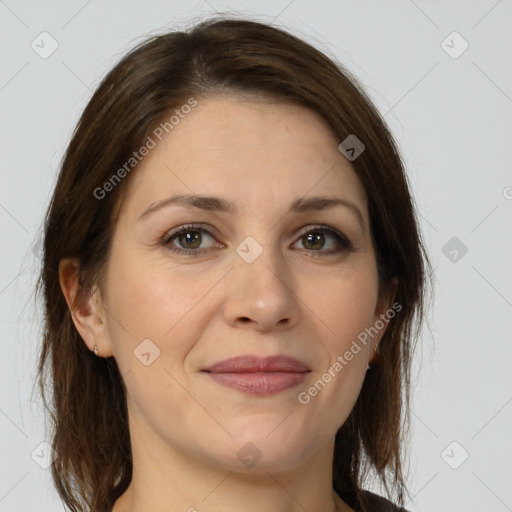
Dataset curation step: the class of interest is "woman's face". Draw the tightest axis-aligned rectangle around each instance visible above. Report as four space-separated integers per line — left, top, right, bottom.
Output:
90 95 393 472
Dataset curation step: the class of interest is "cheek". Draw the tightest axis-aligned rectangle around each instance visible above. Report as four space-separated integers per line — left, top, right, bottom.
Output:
103 249 221 357
301 263 379 414
298 270 377 427
308 264 379 350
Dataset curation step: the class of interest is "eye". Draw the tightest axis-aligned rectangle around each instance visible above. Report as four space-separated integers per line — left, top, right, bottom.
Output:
161 223 353 258
161 224 221 256
292 225 353 256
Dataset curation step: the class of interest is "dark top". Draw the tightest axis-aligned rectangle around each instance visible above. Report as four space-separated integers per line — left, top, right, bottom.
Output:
357 490 408 511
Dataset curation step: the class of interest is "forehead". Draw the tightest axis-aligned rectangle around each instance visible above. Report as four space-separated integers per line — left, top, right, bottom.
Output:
118 95 368 221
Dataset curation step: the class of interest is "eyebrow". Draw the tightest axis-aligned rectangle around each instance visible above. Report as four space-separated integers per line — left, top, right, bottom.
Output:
137 193 365 230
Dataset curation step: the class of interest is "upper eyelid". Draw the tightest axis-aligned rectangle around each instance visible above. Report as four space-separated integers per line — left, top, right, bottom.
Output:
164 223 350 246
163 224 217 242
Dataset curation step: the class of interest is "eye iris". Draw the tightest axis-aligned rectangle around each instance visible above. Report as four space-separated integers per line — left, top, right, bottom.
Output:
303 231 324 250
178 231 201 249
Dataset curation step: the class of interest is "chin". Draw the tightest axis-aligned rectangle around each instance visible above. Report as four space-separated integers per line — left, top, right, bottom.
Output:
201 431 315 474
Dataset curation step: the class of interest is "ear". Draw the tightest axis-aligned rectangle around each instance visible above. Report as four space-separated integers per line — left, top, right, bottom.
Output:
368 276 399 365
58 257 114 358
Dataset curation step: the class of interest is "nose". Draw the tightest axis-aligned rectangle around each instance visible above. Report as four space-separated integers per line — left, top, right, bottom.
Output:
222 241 301 332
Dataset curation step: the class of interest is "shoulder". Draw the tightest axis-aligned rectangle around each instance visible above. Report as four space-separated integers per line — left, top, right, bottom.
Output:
358 490 409 512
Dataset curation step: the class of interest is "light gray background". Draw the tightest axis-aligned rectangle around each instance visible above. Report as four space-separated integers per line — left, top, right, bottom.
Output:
1 1 511 511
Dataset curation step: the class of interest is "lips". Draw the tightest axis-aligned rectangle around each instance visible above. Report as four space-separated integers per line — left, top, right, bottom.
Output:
201 355 311 395
202 355 310 373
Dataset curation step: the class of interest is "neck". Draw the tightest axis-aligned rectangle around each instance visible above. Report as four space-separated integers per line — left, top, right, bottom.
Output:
112 417 354 512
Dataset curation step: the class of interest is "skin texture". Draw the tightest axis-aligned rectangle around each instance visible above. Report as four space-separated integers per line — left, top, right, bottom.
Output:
59 96 394 512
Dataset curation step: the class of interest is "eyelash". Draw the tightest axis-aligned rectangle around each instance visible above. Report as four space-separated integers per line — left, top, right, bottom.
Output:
161 223 353 258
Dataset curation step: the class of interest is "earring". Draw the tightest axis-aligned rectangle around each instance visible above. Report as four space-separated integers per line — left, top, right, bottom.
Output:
367 344 380 370
93 345 99 356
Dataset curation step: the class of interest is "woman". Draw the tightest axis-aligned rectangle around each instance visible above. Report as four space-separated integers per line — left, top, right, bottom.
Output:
36 17 431 512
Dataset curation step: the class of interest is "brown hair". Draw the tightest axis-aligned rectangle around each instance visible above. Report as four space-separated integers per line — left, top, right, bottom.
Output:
35 16 432 512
